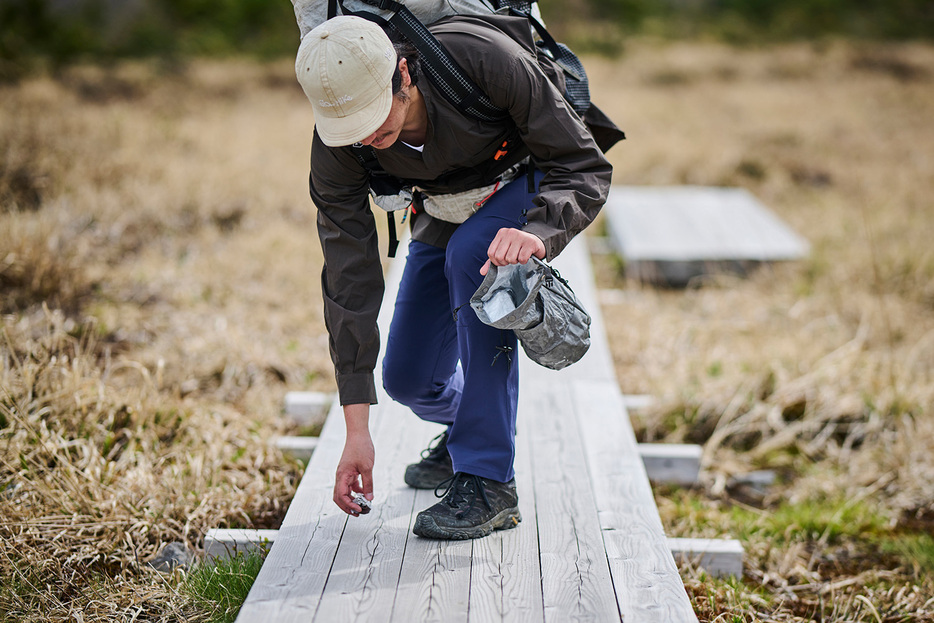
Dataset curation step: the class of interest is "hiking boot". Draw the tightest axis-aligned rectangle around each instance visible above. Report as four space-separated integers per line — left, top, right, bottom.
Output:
412 472 521 540
404 431 455 489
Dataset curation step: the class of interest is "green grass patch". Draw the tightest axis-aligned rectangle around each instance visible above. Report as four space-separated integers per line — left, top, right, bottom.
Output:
0 563 44 616
879 533 934 576
183 551 265 623
686 573 775 618
731 496 889 544
661 488 890 545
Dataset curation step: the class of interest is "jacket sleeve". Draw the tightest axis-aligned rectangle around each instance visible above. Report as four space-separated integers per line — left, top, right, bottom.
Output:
309 130 383 405
481 45 613 260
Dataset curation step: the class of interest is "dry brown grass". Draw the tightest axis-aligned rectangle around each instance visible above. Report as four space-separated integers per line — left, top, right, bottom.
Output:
0 40 932 620
588 39 934 619
1 59 318 620
589 39 934 506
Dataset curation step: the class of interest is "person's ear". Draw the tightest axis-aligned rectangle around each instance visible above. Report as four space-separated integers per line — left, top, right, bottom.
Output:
398 58 410 88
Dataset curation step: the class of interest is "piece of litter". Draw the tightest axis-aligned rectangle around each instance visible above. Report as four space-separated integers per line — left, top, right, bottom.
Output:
352 492 371 514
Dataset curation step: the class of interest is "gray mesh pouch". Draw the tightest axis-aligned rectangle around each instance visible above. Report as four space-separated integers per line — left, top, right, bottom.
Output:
470 257 591 370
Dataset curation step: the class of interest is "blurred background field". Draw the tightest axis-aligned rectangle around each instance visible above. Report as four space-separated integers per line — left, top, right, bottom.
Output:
2 0 934 79
2 0 934 621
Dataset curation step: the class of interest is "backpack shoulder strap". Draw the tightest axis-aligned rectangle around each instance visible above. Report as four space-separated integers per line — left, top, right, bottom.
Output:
339 0 508 123
350 143 407 257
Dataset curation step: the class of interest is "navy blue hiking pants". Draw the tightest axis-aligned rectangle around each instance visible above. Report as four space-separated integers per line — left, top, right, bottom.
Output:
382 172 542 484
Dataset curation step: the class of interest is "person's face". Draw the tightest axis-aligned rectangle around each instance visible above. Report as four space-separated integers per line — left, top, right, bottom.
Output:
359 59 411 150
360 95 407 149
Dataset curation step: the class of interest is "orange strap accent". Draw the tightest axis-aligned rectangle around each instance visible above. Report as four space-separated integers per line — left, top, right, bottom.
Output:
493 140 509 161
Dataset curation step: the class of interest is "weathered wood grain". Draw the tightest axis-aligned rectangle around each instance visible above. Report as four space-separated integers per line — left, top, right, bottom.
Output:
552 239 698 621
239 234 699 623
311 401 422 622
238 238 412 623
522 363 621 622
466 418 544 622
576 379 698 621
391 489 473 623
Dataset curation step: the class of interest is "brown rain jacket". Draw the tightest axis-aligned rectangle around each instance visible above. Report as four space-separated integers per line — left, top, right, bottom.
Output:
309 15 613 405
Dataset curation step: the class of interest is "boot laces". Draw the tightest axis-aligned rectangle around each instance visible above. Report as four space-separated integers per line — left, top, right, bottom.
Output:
434 473 492 519
420 431 449 462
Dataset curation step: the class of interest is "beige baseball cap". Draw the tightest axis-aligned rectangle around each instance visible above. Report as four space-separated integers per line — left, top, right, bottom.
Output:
295 16 397 147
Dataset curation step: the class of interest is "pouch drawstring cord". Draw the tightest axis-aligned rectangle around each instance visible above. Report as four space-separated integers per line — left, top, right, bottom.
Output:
452 302 469 323
491 330 513 367
491 344 513 367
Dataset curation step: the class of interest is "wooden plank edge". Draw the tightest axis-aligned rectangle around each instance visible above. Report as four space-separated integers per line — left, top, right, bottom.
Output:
561 234 698 621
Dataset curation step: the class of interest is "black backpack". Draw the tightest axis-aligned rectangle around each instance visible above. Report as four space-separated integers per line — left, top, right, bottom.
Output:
332 0 624 149
328 0 625 254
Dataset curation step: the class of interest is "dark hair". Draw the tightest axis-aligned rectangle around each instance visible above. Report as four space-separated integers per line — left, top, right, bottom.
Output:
390 39 419 94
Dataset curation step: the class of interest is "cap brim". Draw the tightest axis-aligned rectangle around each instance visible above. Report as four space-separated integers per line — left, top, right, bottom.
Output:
314 87 393 148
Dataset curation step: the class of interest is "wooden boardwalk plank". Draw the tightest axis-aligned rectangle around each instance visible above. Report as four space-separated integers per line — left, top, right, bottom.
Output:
638 443 702 485
604 185 810 261
547 239 699 621
204 529 277 562
668 538 744 578
575 380 699 620
312 401 421 622
237 246 412 622
522 371 621 622
603 185 809 286
239 234 697 622
391 488 473 623
466 424 544 622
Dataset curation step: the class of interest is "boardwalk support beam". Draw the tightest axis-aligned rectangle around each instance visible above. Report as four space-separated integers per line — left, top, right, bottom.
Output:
668 538 744 578
204 529 278 563
638 443 702 485
207 528 743 579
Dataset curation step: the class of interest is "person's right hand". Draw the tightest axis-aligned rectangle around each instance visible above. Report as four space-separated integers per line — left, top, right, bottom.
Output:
333 404 375 516
480 227 546 276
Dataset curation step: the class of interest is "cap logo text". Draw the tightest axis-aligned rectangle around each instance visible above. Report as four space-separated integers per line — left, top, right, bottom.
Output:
319 95 353 107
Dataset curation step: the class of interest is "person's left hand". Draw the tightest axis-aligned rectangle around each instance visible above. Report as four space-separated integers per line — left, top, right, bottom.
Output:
334 432 375 516
480 228 546 276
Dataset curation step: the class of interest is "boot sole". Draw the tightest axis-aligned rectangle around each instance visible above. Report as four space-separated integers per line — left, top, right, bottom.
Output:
412 507 522 540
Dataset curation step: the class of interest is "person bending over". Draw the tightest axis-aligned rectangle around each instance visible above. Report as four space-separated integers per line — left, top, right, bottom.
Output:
295 15 611 539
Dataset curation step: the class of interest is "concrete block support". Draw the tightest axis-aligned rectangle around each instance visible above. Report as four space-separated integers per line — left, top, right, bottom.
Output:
274 436 319 462
638 443 702 485
204 529 278 563
668 537 744 578
284 391 333 427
